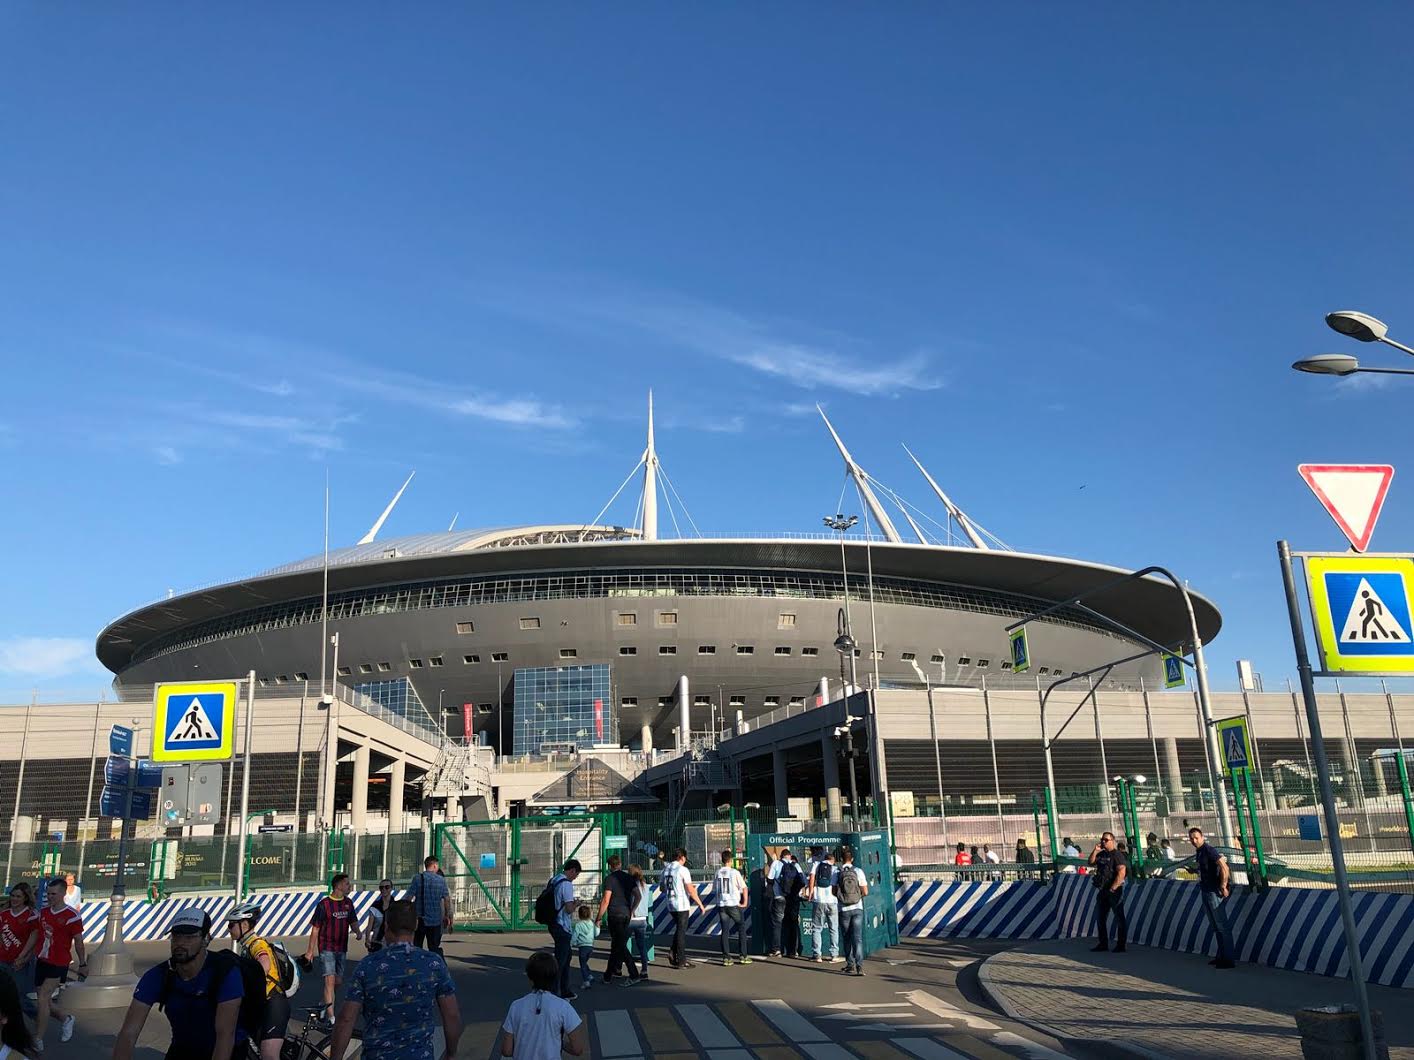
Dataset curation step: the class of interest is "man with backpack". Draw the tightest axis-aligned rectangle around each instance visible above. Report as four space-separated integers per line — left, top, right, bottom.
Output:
113 908 249 1060
805 848 840 963
834 846 869 977
304 873 364 1027
329 900 461 1060
778 850 805 959
536 859 581 1000
408 856 452 956
226 900 297 1059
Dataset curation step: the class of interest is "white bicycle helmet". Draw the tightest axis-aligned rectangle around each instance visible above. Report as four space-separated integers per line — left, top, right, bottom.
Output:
225 899 263 926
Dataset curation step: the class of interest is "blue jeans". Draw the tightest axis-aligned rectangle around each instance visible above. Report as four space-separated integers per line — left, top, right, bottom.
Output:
1201 890 1236 962
549 922 573 996
629 919 651 972
840 907 864 969
769 896 785 953
578 945 594 984
718 905 747 959
811 902 839 958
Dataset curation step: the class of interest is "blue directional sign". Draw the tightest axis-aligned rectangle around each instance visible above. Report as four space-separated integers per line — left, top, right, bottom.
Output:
104 756 131 786
1217 716 1251 773
152 681 237 762
137 760 165 789
1162 654 1185 689
1009 627 1030 674
99 785 129 819
109 725 134 757
129 790 154 820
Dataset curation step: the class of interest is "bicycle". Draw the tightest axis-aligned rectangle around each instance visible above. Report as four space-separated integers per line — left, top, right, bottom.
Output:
244 1005 334 1060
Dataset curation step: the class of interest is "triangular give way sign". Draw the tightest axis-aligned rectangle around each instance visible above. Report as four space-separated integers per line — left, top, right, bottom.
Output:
1298 464 1394 552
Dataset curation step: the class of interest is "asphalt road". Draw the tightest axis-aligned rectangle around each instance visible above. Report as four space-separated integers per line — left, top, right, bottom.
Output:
52 932 1100 1059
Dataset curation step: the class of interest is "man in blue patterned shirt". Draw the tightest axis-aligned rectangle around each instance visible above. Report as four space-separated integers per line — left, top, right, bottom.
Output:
328 900 461 1060
408 856 453 955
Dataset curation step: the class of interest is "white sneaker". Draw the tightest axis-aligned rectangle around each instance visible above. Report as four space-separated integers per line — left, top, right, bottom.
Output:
32 1041 43 1054
829 956 843 963
61 1015 76 1042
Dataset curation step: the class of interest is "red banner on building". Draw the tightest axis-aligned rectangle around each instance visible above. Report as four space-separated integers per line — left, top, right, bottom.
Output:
594 698 603 742
462 703 474 746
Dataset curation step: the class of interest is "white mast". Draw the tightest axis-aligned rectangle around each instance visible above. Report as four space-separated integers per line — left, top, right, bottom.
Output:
902 444 988 550
357 471 416 545
817 406 901 543
642 391 659 541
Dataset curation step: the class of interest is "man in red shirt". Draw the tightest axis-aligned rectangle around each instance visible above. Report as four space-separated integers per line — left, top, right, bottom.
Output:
303 873 362 1027
35 877 86 1046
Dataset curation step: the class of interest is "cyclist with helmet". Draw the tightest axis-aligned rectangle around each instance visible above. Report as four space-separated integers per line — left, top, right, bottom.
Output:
225 901 288 1059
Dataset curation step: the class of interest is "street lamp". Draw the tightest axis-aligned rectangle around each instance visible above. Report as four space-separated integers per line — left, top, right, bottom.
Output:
1293 310 1414 381
909 659 946 841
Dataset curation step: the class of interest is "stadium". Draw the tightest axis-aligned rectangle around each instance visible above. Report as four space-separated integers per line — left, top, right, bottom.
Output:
96 404 1221 755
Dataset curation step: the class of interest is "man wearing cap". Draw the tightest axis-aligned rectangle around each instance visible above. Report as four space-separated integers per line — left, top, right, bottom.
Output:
114 908 246 1060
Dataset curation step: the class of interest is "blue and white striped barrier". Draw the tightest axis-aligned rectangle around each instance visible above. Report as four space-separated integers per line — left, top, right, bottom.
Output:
76 889 403 945
1051 873 1414 989
895 880 1056 940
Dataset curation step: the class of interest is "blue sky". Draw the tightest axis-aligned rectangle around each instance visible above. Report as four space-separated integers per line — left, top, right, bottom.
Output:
4 6 1414 700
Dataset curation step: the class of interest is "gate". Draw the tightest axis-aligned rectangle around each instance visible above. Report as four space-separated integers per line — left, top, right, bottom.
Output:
435 814 609 931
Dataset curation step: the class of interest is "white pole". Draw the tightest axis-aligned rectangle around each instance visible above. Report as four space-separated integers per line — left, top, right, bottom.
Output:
78 700 103 879
3 696 35 883
235 672 255 901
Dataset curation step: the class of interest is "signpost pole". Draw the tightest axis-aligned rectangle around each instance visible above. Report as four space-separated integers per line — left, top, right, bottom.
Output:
1279 540 1377 1060
235 671 255 903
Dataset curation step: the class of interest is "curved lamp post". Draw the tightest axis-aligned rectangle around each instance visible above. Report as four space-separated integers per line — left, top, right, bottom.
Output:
1293 311 1414 380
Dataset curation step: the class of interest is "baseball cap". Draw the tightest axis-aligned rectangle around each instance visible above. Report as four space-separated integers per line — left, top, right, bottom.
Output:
169 908 212 936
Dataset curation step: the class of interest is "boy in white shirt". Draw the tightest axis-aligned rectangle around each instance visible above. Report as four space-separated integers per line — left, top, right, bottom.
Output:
713 851 752 966
501 951 586 1059
834 846 870 976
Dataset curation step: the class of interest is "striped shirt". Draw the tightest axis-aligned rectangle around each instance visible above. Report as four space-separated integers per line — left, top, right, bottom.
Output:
312 896 356 954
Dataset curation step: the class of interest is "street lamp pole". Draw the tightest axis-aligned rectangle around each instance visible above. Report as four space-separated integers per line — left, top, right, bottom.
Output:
1293 311 1414 380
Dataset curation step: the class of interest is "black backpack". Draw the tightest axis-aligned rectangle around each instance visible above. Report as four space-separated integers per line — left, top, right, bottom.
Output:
814 861 834 890
534 875 564 926
780 861 804 898
835 866 864 906
159 948 265 1040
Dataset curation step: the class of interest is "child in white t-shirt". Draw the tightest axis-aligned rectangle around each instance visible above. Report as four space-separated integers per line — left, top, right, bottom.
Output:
502 952 586 1059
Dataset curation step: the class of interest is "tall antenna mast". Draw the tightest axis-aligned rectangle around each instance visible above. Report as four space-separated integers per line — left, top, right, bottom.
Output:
642 391 659 541
818 406 901 543
358 471 415 545
903 444 988 550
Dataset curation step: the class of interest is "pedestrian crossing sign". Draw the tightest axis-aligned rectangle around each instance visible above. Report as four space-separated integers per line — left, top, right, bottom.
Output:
1306 555 1414 674
152 681 238 762
1009 627 1030 674
1216 716 1251 773
1162 653 1185 689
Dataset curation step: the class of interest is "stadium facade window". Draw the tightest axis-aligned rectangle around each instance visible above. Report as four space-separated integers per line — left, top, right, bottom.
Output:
616 612 637 626
463 654 480 664
491 652 508 662
621 697 637 707
410 659 424 668
957 656 971 665
657 611 678 626
774 646 791 656
430 656 443 667
456 621 474 634
276 675 288 684
977 659 990 668
360 663 373 673
790 697 805 707
801 647 819 656
931 654 946 663
378 662 391 671
736 645 754 655
764 696 780 706
336 666 350 677
258 678 269 687
1038 666 1049 675
729 696 745 708
778 613 797 629
1001 661 1013 671
657 696 673 707
900 652 916 661
127 566 1123 670
295 671 308 681
520 617 540 630
619 646 637 656
659 645 677 655
871 650 884 660
698 645 716 654
693 695 711 706
559 648 577 659
512 663 615 754
477 703 494 714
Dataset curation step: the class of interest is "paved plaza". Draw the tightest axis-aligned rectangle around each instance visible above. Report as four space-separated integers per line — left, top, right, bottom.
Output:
52 932 1082 1059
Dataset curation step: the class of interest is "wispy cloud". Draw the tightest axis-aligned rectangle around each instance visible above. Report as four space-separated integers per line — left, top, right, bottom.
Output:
473 282 943 397
153 445 182 465
1334 372 1395 393
0 637 100 679
660 412 746 434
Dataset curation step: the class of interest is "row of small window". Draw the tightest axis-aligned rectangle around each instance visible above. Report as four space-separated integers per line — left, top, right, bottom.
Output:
456 612 799 634
618 695 808 709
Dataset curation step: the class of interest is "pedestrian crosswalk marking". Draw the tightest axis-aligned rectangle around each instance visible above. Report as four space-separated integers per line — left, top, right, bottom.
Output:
990 1031 1070 1060
900 989 1000 1032
753 998 828 1042
594 1009 642 1057
678 1004 741 1049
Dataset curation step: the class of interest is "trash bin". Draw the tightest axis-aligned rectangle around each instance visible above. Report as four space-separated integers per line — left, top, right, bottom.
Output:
1294 1005 1388 1060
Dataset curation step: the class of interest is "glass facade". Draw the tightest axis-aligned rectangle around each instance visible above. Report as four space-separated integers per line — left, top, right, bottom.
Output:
351 677 435 735
513 663 616 754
